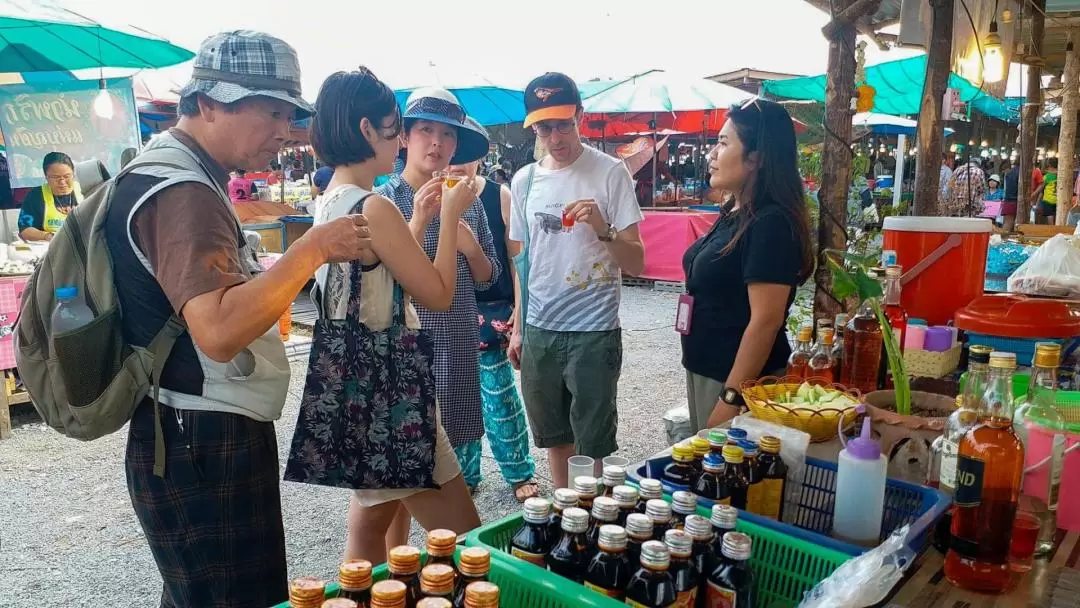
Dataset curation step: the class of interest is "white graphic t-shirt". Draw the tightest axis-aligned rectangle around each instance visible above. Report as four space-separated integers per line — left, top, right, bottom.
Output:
509 145 644 332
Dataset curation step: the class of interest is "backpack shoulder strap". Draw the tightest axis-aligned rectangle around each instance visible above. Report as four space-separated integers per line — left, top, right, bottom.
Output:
148 315 186 477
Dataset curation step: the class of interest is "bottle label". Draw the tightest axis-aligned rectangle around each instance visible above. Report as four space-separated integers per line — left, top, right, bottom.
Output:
749 478 784 519
954 454 985 507
1049 434 1065 511
674 588 698 607
583 581 623 599
704 580 737 608
939 439 959 492
510 547 546 568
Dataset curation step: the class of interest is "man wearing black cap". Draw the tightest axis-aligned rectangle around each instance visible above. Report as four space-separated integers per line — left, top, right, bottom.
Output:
507 72 645 489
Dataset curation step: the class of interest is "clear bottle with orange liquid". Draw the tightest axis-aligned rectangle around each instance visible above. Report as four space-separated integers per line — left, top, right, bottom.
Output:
808 327 835 384
786 324 813 379
841 299 882 394
832 313 848 381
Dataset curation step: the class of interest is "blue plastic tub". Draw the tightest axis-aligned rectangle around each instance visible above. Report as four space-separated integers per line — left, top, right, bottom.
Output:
627 454 949 557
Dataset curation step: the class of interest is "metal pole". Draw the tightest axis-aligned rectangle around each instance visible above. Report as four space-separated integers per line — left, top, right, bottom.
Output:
894 133 906 210
651 112 658 206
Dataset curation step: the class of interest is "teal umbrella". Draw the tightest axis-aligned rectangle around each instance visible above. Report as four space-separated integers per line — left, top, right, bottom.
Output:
0 1 193 71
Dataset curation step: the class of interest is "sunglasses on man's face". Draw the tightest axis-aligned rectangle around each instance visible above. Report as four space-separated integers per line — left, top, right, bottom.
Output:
533 119 576 137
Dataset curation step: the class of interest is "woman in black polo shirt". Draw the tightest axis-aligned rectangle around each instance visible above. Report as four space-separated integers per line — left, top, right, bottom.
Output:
681 99 813 432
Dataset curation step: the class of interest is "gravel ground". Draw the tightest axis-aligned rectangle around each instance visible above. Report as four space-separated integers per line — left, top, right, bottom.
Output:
0 286 683 608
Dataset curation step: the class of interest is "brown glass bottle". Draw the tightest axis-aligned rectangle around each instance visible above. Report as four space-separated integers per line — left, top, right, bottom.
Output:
787 324 813 379
549 488 579 538
663 444 699 488
452 547 490 608
388 545 423 608
645 499 673 542
693 454 725 502
613 485 639 526
419 564 455 603
290 577 327 608
718 445 749 509
545 507 591 582
370 580 408 608
586 496 620 556
323 599 359 608
338 559 373 606
945 352 1025 594
625 540 677 607
462 581 499 608
600 465 626 497
664 529 700 608
669 491 697 530
705 532 754 608
684 514 714 583
841 299 883 394
637 479 664 513
510 497 554 569
690 437 710 475
584 524 633 600
625 513 654 569
426 529 459 572
746 436 787 520
573 476 598 514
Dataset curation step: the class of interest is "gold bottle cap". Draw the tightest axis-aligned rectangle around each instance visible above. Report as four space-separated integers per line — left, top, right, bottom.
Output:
758 435 781 453
464 581 500 608
989 351 1017 370
371 579 408 604
885 265 903 278
1034 342 1062 368
458 546 491 577
426 528 458 557
290 577 326 604
420 563 456 596
722 444 745 464
322 600 358 608
417 599 452 608
672 443 694 462
821 327 835 345
338 559 373 591
388 545 421 575
690 436 710 456
797 324 813 341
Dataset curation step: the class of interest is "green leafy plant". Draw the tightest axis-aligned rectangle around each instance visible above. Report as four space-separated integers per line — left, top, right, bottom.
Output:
825 249 911 416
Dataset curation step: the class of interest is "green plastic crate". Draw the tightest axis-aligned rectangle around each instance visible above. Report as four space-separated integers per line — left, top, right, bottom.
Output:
466 502 853 608
961 372 1080 430
270 545 628 608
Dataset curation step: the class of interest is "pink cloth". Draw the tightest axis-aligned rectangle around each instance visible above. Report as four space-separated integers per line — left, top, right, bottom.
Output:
635 210 720 281
228 177 254 202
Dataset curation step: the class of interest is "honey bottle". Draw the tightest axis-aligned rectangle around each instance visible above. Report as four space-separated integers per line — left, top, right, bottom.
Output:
746 436 787 520
625 540 677 607
693 453 725 502
462 581 500 608
586 496 620 555
323 599 359 608
664 529 701 607
663 444 699 488
684 514 714 582
370 580 408 608
290 577 327 608
718 445 749 509
415 599 450 608
613 485 640 526
786 324 813 379
690 437 711 474
510 497 554 568
704 532 754 608
419 564 455 603
573 476 598 513
545 506 591 582
600 465 626 497
646 499 674 542
426 529 459 572
625 513 655 568
584 524 633 599
637 479 664 513
452 547 490 608
338 559 373 606
669 490 698 530
549 488 579 538
387 545 423 608
808 327 836 383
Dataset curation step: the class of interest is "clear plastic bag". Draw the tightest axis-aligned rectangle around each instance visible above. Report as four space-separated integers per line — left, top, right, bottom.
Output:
798 525 915 608
1008 233 1080 298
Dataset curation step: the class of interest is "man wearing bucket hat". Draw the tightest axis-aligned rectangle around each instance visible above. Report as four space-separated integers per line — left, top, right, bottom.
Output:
104 31 372 607
507 72 645 490
375 87 502 538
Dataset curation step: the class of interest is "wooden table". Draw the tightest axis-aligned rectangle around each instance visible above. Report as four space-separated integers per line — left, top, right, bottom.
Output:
885 530 1080 607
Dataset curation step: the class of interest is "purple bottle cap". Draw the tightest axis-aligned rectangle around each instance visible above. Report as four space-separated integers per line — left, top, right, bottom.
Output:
845 417 881 461
923 327 953 352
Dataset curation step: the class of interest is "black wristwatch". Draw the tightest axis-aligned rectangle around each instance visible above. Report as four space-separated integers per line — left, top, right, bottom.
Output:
721 387 745 408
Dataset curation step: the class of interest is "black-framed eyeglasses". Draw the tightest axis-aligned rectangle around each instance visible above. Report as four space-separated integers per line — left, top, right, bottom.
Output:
533 119 576 137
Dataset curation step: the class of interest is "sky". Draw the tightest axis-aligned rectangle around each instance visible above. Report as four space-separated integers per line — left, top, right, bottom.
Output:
54 0 925 99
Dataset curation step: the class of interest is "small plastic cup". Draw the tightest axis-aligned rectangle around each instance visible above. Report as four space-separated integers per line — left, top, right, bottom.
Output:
567 455 595 488
602 455 630 469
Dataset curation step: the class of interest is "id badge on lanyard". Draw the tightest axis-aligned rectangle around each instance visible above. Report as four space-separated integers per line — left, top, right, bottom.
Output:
675 293 694 335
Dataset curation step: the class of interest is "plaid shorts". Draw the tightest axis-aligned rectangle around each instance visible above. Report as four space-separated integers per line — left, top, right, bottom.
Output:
125 400 288 608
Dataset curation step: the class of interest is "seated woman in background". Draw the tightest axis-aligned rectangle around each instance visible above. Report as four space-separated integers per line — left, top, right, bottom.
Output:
18 152 81 241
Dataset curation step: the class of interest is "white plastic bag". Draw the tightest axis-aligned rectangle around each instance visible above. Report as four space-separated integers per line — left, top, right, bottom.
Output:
1008 233 1080 298
798 525 915 608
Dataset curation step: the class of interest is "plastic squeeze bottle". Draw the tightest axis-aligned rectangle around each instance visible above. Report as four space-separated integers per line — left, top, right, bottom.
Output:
832 416 886 545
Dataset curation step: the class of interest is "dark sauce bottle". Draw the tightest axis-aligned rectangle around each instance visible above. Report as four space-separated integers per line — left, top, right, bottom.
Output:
586 496 620 557
573 476 598 514
613 485 639 527
549 488 579 540
584 524 633 600
669 490 697 531
718 445 749 509
693 453 726 502
600 465 627 498
645 499 673 543
637 479 664 514
683 514 714 582
707 505 738 576
337 559 373 606
664 529 701 608
663 444 699 489
545 507 591 583
387 545 423 608
704 532 755 608
510 497 553 569
625 513 654 569
747 435 787 520
452 547 489 608
624 540 677 607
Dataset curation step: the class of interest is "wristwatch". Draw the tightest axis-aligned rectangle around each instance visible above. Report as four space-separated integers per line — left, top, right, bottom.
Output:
721 387 745 408
598 224 617 242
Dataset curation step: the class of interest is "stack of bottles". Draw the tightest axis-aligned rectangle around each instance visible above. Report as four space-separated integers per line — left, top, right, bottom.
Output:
928 343 1068 595
287 530 500 607
511 486 757 608
662 430 788 520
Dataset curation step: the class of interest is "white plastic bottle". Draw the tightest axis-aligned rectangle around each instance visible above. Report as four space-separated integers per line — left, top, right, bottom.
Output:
51 285 94 334
832 416 887 545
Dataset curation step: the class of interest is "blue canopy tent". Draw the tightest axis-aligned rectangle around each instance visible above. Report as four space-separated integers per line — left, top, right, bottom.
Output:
394 86 524 126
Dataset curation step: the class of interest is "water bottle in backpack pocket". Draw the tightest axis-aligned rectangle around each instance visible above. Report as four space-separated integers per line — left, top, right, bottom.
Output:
51 286 94 334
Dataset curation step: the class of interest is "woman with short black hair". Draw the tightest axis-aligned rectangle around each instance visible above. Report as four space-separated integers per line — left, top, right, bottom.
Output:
680 99 814 431
18 152 81 241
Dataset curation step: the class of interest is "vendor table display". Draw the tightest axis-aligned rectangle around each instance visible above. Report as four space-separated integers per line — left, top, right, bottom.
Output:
0 273 31 439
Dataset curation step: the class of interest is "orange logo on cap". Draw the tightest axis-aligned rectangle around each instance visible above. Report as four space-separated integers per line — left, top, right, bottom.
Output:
534 87 562 101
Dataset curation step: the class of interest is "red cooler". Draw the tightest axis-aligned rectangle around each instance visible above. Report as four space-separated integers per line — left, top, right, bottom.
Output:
882 217 992 326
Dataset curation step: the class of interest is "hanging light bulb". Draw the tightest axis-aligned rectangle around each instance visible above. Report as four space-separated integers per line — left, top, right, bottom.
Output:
982 21 1005 84
1001 8 1013 24
93 78 113 120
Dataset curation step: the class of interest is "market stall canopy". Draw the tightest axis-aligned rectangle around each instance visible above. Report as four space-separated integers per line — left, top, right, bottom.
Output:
0 0 193 71
395 86 524 126
852 112 955 136
762 55 1014 121
581 69 752 113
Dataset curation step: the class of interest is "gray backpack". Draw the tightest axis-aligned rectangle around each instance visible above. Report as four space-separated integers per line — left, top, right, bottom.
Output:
15 160 185 472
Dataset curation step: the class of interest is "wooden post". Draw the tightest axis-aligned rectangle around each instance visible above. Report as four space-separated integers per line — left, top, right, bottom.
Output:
814 0 858 323
1019 0 1046 224
1057 29 1080 226
913 0 954 216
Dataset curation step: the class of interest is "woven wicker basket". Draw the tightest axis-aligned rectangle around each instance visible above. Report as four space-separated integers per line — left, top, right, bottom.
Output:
740 375 861 443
